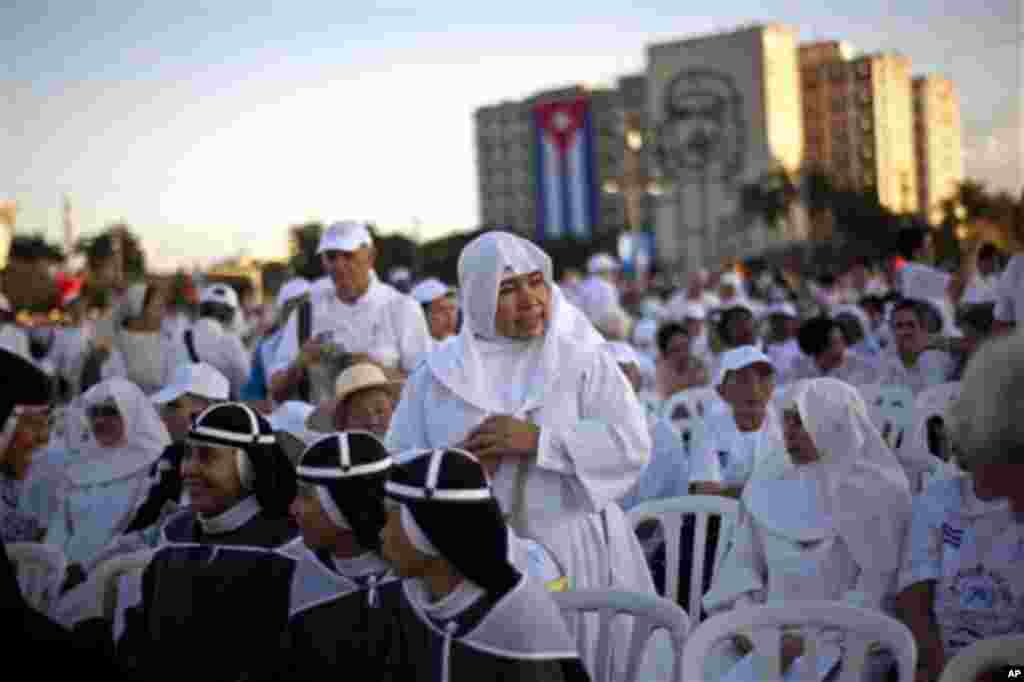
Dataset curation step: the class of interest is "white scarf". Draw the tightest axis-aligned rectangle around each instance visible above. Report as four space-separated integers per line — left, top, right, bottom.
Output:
426 232 603 415
745 378 911 573
68 378 171 485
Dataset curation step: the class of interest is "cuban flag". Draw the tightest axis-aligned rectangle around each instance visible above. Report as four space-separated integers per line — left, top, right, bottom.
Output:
533 97 598 241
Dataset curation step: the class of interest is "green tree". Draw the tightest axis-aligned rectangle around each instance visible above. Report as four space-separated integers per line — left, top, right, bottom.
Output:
76 223 147 283
288 222 324 280
8 233 64 262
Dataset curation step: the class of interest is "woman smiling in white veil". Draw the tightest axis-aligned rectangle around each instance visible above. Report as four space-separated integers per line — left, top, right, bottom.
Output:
386 231 655 675
702 378 912 681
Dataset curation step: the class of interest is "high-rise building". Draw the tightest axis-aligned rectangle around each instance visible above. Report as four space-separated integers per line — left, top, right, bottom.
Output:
474 78 653 242
648 22 806 270
913 75 964 225
800 44 918 215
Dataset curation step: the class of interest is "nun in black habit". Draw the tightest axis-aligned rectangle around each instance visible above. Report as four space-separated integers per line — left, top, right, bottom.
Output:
115 402 300 682
0 348 54 543
379 448 591 682
268 430 403 681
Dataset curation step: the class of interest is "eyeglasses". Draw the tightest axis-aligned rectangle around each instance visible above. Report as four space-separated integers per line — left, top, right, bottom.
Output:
87 404 120 420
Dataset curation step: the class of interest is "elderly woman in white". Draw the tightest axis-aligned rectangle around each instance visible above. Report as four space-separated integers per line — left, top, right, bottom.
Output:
386 231 654 673
701 378 912 681
45 378 170 578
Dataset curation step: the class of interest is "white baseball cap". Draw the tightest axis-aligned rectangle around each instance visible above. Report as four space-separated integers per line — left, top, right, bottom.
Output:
715 345 775 386
151 362 230 405
388 267 411 284
199 284 240 310
410 278 454 305
317 221 373 254
587 253 619 274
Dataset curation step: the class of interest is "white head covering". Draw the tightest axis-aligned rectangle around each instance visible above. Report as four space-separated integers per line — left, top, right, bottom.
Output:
410 278 453 306
745 378 911 573
602 341 639 367
587 253 619 275
427 232 603 415
69 378 171 485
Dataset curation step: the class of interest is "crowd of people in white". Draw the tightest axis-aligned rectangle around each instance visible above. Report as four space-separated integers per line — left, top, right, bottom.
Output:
1 220 1022 681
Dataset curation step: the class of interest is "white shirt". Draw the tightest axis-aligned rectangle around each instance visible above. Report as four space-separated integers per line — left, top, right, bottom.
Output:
689 411 781 489
271 274 432 385
877 349 957 396
898 476 1024 657
171 318 251 398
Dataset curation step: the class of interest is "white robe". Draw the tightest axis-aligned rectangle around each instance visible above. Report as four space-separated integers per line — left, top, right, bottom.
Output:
387 343 656 681
700 502 898 682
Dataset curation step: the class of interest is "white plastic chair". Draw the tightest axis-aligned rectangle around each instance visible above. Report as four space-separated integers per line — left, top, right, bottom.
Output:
681 601 918 682
662 387 719 422
628 495 739 623
900 382 962 493
914 382 961 415
6 542 67 614
938 634 1024 682
553 589 690 682
860 384 915 451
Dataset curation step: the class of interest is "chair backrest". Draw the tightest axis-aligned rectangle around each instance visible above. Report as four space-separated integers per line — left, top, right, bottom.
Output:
938 635 1024 682
899 383 962 493
92 550 154 621
553 589 690 682
681 601 918 682
662 387 719 422
627 495 739 623
860 384 915 450
6 541 67 614
914 382 961 415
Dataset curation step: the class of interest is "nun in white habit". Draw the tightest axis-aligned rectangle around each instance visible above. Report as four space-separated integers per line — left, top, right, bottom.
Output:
701 378 912 681
45 378 171 571
386 232 655 666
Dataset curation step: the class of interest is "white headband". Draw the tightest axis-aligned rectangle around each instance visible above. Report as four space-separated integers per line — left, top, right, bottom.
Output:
400 504 440 557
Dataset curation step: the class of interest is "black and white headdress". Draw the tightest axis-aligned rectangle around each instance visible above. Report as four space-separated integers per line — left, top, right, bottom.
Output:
0 349 52 456
296 431 392 552
187 403 296 515
385 448 520 595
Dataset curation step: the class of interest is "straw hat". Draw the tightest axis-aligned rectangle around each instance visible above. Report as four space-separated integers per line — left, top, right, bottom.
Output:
306 363 402 433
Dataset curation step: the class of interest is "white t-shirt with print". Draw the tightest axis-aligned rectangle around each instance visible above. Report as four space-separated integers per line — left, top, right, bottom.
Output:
688 411 781 489
898 476 1024 656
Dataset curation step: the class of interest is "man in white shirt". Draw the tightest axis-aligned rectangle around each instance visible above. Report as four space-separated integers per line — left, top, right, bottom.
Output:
879 299 957 395
172 284 251 399
270 221 432 404
689 346 782 499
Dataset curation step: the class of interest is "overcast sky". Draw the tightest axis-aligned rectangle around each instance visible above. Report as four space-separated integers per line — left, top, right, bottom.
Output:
4 1 1020 271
